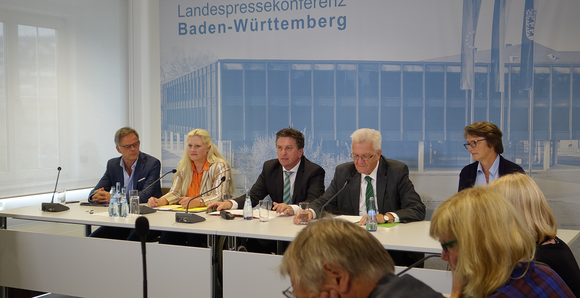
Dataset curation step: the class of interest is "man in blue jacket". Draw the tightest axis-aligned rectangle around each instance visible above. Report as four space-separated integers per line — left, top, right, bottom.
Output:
88 127 162 240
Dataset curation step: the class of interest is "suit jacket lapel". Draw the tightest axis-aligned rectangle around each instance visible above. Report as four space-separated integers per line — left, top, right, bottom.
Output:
291 157 306 204
376 156 388 212
275 163 284 202
132 152 144 189
349 168 361 214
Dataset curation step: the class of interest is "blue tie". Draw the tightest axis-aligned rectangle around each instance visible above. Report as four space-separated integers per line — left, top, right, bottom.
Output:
283 171 292 205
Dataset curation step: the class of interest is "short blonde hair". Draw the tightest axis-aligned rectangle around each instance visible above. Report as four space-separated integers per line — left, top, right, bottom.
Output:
280 219 394 294
430 187 535 298
489 173 557 244
351 128 382 152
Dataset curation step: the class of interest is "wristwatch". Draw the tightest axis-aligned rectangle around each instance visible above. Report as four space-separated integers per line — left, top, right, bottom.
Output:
199 198 204 206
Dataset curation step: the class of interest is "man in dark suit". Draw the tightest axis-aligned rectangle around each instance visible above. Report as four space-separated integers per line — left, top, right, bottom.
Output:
299 128 425 224
296 128 425 266
88 127 162 240
209 127 325 214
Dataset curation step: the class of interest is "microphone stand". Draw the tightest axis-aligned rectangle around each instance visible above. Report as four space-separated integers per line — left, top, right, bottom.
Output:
42 167 70 212
138 169 176 214
175 175 227 224
319 178 351 218
396 254 441 276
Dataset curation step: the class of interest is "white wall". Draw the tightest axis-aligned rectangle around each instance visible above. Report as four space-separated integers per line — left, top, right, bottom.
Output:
0 0 162 199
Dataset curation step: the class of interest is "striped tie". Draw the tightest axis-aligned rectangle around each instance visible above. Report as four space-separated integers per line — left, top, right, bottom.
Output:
283 171 292 205
365 176 374 212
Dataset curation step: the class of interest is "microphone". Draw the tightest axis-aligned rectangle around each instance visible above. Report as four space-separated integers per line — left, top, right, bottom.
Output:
175 171 229 224
396 254 441 276
139 169 176 215
135 216 149 298
319 178 351 218
42 167 70 212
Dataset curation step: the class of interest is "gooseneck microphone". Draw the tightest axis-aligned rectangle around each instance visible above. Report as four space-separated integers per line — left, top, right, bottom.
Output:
135 216 150 298
319 178 351 218
138 169 176 215
42 167 70 212
396 254 441 277
175 171 229 224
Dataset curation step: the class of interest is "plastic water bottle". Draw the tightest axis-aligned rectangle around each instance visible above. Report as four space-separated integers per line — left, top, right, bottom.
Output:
366 196 378 232
108 187 118 217
243 192 253 220
119 186 128 217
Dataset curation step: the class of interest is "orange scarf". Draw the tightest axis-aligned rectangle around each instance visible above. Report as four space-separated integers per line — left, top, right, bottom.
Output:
187 160 210 197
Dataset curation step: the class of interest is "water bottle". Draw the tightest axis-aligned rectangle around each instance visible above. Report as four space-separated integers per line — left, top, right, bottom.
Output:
366 196 378 232
119 187 128 217
108 187 118 217
243 192 253 220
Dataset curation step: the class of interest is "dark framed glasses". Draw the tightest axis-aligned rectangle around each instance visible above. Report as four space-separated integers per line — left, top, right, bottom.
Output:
463 139 486 149
440 240 457 254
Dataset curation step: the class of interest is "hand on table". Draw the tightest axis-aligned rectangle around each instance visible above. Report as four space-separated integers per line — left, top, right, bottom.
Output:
206 201 233 212
358 213 389 226
293 210 313 225
91 188 110 204
147 197 168 207
272 202 294 215
179 197 196 208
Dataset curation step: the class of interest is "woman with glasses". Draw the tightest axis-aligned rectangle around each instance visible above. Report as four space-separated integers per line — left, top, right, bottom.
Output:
458 122 524 191
430 187 573 298
148 128 233 246
490 173 580 297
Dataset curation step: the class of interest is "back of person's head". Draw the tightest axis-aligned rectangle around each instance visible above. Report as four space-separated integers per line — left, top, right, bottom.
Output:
276 127 305 149
280 219 394 294
114 127 139 146
350 128 382 151
430 187 535 298
463 121 504 154
489 173 557 243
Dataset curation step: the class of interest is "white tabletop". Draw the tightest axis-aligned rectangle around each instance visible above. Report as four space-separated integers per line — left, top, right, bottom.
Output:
1 203 578 254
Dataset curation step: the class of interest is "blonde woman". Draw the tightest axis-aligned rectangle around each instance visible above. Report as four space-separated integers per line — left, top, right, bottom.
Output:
430 187 573 298
148 128 232 208
148 129 232 246
490 173 580 297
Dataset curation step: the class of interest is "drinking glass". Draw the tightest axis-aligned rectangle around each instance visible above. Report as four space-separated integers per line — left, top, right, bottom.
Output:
57 190 67 204
129 190 140 214
259 199 270 222
299 202 310 225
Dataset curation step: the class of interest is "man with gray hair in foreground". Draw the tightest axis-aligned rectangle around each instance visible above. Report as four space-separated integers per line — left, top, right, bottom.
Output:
280 219 443 298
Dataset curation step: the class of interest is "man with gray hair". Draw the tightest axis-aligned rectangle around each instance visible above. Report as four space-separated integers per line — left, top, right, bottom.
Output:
297 128 425 265
88 127 162 240
280 219 442 298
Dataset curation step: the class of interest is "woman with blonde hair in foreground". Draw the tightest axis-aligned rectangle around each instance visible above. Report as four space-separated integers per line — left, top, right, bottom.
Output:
430 187 573 298
490 173 580 297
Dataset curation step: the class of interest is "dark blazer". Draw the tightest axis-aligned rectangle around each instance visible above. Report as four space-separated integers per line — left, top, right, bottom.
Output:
88 152 162 203
369 273 444 298
310 156 425 223
234 156 325 208
458 155 525 191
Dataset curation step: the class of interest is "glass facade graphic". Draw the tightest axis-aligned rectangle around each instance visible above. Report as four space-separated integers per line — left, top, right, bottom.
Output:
162 57 580 171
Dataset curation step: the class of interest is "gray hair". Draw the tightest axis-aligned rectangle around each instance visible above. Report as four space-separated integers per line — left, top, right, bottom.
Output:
350 128 382 151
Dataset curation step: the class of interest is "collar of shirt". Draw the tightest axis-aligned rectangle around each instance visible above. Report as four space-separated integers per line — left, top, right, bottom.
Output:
475 154 501 186
358 159 379 216
283 159 301 201
119 156 138 191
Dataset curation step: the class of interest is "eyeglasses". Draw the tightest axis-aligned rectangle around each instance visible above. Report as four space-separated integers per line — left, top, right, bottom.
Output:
119 141 140 149
463 139 486 149
440 240 457 254
351 154 374 161
282 285 294 298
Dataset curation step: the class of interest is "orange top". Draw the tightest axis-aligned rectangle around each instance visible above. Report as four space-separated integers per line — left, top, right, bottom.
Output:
187 160 210 198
